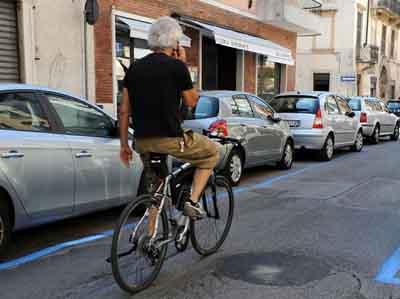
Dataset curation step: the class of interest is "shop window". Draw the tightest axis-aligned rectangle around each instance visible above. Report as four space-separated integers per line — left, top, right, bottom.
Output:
313 73 330 91
115 20 152 114
257 55 281 101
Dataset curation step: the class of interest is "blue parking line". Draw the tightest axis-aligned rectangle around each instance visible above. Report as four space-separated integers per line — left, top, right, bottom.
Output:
0 152 358 271
376 247 400 285
0 234 105 271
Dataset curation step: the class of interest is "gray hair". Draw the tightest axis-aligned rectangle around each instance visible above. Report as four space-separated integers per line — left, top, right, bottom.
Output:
148 16 183 50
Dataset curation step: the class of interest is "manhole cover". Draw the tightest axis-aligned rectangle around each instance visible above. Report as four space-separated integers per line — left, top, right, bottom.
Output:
216 252 331 286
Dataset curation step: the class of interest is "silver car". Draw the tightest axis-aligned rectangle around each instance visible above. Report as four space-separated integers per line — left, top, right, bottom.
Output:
269 92 364 161
183 91 295 185
0 84 143 253
347 97 399 143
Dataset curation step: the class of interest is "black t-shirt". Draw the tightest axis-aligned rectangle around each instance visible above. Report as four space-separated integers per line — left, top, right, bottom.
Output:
123 53 193 138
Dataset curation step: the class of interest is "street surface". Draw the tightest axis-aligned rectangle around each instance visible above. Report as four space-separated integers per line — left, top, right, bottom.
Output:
2 140 400 298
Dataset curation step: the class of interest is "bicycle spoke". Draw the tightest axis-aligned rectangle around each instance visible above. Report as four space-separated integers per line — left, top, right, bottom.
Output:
191 178 234 256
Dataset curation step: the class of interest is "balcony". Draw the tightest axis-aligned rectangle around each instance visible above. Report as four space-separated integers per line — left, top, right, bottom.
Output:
374 0 400 19
258 0 322 35
357 45 380 64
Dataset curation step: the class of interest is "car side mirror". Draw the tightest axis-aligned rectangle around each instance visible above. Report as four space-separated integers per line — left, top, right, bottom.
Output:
346 111 355 118
112 120 120 137
268 114 281 123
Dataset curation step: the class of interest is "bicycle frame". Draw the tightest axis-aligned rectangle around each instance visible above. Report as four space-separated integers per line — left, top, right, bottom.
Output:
147 162 193 244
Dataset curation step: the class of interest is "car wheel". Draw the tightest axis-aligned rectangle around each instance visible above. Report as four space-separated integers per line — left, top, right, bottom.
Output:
319 135 334 161
351 130 364 152
391 123 400 141
223 149 243 186
0 200 11 256
277 141 294 170
370 125 380 144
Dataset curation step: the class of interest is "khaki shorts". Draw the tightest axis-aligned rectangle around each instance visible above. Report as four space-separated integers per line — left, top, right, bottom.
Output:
135 130 219 169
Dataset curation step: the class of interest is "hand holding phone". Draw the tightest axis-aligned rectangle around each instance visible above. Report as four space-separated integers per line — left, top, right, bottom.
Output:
173 45 187 63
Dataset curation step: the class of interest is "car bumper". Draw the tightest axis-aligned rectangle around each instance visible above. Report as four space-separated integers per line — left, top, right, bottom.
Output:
361 124 374 137
292 129 327 150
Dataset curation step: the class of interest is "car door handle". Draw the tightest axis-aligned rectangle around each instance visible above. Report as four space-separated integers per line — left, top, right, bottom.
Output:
75 151 92 158
240 124 248 127
1 150 25 159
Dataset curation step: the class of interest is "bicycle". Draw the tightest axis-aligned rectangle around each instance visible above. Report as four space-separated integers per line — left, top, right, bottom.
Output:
110 134 238 294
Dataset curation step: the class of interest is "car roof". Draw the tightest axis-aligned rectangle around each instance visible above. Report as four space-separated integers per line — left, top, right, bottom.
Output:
200 90 255 97
275 91 331 98
348 96 380 101
0 83 85 101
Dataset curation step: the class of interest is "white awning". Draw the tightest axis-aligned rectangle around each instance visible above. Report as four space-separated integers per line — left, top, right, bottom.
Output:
118 17 191 48
184 19 294 65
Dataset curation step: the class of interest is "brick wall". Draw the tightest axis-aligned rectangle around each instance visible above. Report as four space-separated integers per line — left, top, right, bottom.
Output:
95 0 297 103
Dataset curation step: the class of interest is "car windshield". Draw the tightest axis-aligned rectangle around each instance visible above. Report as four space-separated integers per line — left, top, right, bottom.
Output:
185 96 219 120
268 96 319 114
347 98 362 111
388 102 400 109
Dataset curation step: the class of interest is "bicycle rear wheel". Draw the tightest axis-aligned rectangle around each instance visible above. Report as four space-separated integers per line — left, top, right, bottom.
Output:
111 195 169 294
190 176 234 256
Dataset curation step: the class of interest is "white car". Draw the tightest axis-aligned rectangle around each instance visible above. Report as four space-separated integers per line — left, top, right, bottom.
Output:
269 92 364 161
347 97 400 143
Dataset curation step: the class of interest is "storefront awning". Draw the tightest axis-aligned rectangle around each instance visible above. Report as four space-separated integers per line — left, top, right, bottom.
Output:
118 17 191 48
181 18 294 65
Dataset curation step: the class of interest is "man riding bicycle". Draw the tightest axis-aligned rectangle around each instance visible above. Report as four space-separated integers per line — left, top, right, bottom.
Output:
119 17 219 232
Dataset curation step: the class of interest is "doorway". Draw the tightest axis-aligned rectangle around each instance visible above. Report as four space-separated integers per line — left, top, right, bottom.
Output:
202 36 237 90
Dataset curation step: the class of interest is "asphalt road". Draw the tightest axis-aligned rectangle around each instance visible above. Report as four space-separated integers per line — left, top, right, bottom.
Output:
2 139 400 299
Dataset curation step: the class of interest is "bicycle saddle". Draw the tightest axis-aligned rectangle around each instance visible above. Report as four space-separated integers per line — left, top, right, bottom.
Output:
148 153 167 164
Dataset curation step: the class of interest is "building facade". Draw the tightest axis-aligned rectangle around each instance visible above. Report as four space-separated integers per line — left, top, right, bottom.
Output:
296 0 400 101
0 0 321 116
0 0 96 101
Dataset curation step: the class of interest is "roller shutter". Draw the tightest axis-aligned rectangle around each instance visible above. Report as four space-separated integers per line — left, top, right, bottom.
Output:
0 0 19 82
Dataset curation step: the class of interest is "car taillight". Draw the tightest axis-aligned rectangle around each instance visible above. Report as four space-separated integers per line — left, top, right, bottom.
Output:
313 108 323 129
209 119 228 136
360 112 368 123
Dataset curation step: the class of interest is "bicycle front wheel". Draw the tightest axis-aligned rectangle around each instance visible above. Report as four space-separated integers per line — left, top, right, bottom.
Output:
190 176 234 256
111 195 169 294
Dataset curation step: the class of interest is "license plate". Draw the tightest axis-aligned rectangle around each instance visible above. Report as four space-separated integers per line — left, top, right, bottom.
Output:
286 120 300 127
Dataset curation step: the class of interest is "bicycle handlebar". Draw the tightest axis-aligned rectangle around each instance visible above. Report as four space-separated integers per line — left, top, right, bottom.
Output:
203 130 241 145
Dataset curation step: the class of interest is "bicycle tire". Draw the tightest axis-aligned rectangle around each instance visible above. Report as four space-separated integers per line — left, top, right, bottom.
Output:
190 176 234 256
111 195 169 294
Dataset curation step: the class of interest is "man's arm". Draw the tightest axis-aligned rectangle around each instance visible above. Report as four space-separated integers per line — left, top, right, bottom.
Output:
182 88 199 108
119 88 133 167
173 46 199 108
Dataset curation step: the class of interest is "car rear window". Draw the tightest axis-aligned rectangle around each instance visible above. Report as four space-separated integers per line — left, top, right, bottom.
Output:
186 96 219 120
388 102 400 109
269 96 319 114
347 98 361 111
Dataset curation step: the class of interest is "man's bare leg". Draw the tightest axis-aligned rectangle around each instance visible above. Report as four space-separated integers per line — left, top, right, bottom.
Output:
191 168 214 203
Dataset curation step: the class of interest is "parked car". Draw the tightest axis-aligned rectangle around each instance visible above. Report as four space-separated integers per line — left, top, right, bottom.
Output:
0 84 144 254
387 100 400 117
268 92 363 161
346 97 399 143
183 91 295 186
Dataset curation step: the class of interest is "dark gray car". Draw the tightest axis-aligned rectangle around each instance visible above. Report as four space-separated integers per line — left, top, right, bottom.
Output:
183 91 294 185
